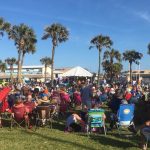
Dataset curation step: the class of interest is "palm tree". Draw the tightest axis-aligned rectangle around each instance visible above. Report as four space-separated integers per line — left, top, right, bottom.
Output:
0 60 7 73
123 50 143 82
0 17 11 38
40 57 52 82
42 23 69 87
103 49 121 63
103 49 121 82
148 43 150 55
5 57 17 83
89 35 113 85
8 24 37 83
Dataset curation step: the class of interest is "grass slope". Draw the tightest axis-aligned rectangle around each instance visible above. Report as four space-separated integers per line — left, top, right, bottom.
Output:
0 125 141 150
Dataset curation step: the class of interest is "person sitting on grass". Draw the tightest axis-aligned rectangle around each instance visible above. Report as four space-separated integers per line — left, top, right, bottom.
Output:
139 99 150 150
65 112 86 132
139 120 150 150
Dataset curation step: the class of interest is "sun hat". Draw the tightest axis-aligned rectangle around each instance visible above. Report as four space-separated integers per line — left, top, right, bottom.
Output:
39 96 50 103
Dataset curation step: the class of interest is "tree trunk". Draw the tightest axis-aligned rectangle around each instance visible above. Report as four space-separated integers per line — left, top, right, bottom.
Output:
110 67 113 83
10 64 13 83
129 62 132 83
110 57 113 83
20 53 25 83
45 64 47 82
51 45 55 87
97 49 101 86
17 50 22 83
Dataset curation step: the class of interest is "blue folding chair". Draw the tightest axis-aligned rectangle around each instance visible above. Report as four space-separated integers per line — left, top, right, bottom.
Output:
87 108 106 135
116 104 135 134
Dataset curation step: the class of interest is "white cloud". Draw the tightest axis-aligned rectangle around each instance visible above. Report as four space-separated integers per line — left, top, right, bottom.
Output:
135 11 150 23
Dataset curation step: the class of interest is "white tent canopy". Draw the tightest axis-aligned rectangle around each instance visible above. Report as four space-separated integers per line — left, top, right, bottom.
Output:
62 66 93 77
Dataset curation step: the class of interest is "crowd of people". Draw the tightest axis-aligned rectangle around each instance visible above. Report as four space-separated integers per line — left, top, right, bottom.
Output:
0 79 150 150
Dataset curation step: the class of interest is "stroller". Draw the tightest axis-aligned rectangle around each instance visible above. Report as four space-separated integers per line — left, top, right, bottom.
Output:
87 108 106 135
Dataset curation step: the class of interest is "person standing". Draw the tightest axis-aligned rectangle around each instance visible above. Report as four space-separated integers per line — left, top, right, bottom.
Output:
81 82 92 109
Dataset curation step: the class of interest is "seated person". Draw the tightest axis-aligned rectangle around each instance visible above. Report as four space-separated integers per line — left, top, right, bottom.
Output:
109 89 123 114
124 88 132 102
65 113 85 132
12 97 29 124
109 89 127 129
24 95 37 113
130 86 142 104
7 91 16 109
12 97 26 110
139 103 150 150
99 88 108 103
37 96 50 106
140 121 150 150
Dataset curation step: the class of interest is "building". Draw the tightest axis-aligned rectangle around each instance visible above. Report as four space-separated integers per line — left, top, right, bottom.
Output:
0 65 68 82
123 70 150 83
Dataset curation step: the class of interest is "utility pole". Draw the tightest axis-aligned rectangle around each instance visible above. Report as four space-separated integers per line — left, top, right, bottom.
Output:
138 61 140 84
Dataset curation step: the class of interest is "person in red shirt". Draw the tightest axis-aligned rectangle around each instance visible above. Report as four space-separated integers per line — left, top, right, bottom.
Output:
24 95 37 113
125 89 132 101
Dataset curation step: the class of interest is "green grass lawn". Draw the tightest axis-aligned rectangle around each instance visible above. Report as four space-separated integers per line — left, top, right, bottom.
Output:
0 105 147 150
0 122 143 150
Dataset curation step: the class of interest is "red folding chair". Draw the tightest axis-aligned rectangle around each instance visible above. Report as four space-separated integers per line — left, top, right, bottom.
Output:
12 104 29 128
0 87 12 128
24 102 35 113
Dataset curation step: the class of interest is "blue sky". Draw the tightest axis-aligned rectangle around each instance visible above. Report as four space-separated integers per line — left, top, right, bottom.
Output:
0 0 150 72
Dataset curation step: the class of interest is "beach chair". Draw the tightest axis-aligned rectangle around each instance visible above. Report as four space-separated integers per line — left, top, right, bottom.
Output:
0 111 14 129
12 105 29 129
116 104 135 134
87 108 106 135
0 87 14 128
35 105 53 129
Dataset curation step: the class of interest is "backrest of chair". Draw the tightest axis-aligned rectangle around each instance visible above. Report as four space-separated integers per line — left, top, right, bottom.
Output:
117 104 135 122
36 105 50 119
24 102 35 113
12 106 26 121
88 108 104 116
51 96 60 104
88 109 104 126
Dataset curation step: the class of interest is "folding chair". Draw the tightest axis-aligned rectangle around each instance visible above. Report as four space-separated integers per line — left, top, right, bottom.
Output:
0 111 14 129
87 108 106 136
24 102 35 113
12 105 29 129
35 105 53 129
0 87 13 129
116 104 135 135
